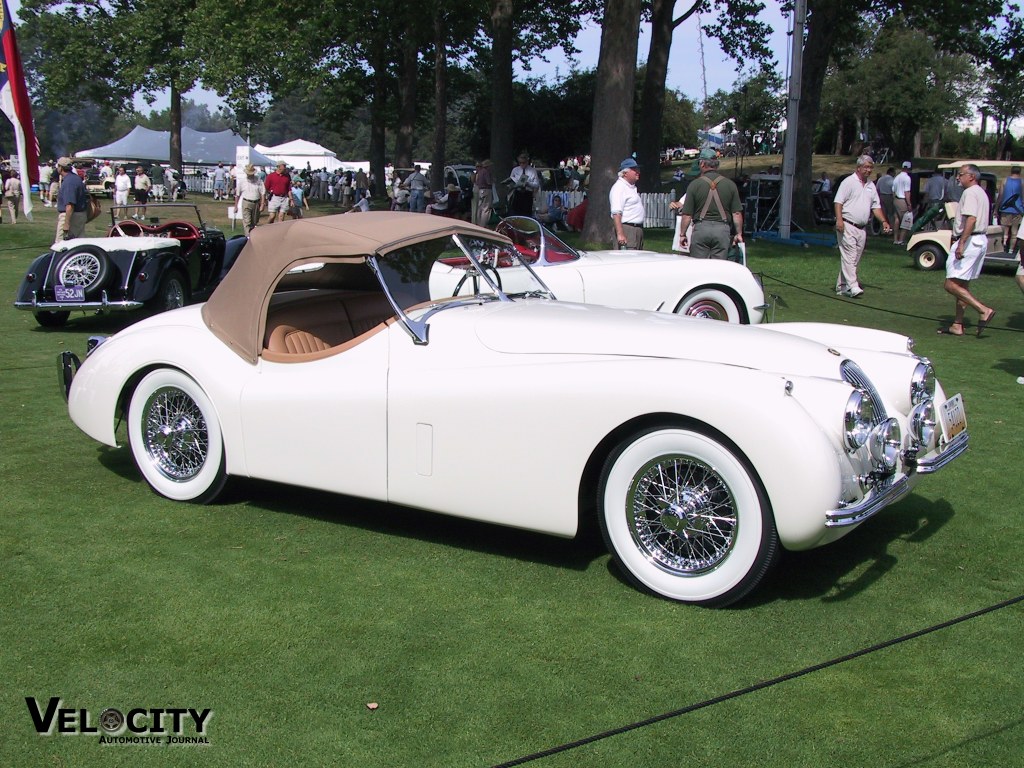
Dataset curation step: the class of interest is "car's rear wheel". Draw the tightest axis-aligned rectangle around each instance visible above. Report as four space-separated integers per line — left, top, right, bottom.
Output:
598 425 778 606
674 288 744 323
152 269 190 314
913 243 946 271
53 245 112 299
127 369 227 504
34 310 70 327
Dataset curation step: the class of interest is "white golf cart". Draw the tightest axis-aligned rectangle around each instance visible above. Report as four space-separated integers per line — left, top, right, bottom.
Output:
906 160 1019 271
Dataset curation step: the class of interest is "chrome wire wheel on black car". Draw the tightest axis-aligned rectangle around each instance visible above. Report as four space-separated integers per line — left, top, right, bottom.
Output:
598 426 778 606
154 269 189 313
53 245 111 299
127 369 227 503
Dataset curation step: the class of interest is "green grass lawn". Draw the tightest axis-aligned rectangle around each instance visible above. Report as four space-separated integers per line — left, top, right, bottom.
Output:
1 197 1022 767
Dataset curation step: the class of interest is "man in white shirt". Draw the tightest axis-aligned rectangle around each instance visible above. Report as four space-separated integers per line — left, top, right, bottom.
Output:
938 163 997 337
892 161 913 245
609 157 645 249
833 155 892 297
113 166 132 217
509 154 541 216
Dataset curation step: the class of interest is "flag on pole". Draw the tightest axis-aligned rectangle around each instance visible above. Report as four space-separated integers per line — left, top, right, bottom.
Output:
1 0 40 221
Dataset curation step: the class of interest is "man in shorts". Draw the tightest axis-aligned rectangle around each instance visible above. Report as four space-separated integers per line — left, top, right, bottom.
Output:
938 164 997 337
264 162 292 223
133 165 151 219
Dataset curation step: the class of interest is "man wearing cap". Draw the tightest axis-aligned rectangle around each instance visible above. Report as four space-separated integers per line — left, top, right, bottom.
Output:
677 148 743 259
56 158 89 240
404 165 428 213
265 162 292 223
236 164 266 235
610 157 644 249
892 161 913 245
113 166 131 217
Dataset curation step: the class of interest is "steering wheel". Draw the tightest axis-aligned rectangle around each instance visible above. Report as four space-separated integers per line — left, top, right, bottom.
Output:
110 222 131 238
452 264 503 297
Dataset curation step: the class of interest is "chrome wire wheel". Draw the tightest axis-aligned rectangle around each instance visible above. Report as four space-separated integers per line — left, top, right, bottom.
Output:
128 369 227 503
599 426 777 606
57 250 102 287
142 386 209 482
627 455 736 575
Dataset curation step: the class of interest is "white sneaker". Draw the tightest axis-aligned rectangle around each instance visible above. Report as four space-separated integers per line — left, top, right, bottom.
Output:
841 287 864 298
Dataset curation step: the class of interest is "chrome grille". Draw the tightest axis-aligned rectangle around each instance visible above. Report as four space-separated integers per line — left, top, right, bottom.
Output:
841 360 887 425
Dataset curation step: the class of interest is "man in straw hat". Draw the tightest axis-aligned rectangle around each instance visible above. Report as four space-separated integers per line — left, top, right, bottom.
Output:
235 164 266 234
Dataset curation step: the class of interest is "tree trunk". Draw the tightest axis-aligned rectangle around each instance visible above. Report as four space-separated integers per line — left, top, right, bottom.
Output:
369 39 389 200
636 0 674 192
793 0 845 229
582 0 642 246
169 80 183 173
431 11 448 193
489 0 514 182
394 33 419 169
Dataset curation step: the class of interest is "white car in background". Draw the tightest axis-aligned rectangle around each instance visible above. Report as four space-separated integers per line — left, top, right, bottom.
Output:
483 216 765 323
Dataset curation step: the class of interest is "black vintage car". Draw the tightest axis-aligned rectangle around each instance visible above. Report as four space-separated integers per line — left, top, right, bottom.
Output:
14 203 246 327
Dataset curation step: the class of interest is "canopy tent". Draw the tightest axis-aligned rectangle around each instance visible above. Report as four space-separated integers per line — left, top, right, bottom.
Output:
75 126 275 166
255 139 344 171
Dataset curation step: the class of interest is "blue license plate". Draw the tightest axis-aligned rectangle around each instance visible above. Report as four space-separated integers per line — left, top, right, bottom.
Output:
55 284 85 302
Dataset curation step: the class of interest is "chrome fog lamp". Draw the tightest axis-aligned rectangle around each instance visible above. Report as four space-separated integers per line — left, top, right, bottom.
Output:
869 418 902 471
910 362 936 405
910 400 937 448
844 389 875 450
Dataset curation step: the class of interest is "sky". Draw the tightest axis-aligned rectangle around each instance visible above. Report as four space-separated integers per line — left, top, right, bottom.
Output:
6 0 794 114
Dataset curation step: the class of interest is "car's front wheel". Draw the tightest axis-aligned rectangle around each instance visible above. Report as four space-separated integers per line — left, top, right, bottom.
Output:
674 287 744 323
127 369 227 503
913 243 947 271
598 425 778 606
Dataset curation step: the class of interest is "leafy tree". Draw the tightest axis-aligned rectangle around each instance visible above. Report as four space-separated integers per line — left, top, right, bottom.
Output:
981 8 1024 157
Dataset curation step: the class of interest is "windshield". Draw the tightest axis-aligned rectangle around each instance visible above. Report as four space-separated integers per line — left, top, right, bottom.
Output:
372 232 554 316
496 216 580 265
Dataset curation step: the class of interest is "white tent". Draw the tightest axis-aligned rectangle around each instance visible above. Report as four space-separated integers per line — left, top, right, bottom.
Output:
75 126 275 166
255 139 344 171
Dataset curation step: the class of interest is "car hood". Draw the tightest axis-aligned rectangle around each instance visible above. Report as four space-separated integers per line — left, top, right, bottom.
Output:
473 301 846 379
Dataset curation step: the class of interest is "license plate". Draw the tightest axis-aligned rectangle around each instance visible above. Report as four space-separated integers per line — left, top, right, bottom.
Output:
938 393 967 440
54 284 85 302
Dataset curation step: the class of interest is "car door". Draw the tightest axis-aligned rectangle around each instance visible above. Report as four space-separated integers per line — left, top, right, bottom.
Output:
238 330 390 502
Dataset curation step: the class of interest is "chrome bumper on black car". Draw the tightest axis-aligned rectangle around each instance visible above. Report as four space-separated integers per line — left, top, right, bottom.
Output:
826 430 969 527
16 290 144 313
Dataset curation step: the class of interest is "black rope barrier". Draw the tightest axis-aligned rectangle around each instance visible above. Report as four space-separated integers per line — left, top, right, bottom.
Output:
491 594 1024 767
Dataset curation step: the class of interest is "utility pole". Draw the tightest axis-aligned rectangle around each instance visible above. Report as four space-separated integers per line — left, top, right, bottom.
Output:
779 0 806 239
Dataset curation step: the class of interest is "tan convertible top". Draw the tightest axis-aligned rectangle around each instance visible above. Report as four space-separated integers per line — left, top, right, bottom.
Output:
202 212 507 363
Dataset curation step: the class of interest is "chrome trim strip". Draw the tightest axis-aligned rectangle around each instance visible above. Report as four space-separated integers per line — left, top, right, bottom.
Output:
826 475 912 528
16 289 144 312
914 430 969 474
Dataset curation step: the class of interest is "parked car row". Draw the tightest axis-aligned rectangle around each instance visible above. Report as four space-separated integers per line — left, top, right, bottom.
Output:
50 212 969 607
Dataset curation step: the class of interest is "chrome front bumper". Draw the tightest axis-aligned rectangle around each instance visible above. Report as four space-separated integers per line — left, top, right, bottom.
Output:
826 430 969 528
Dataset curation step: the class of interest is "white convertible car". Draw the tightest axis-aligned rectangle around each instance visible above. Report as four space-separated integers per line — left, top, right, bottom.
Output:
490 216 765 323
61 213 969 606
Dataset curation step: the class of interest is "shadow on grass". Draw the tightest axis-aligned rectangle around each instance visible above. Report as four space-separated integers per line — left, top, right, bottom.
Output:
95 446 955 597
224 476 605 572
891 716 1024 768
752 495 956 606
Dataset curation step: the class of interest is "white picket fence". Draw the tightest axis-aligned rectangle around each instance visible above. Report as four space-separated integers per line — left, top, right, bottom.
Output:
544 190 679 228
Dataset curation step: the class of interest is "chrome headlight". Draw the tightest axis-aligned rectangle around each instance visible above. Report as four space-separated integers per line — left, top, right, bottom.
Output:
910 362 936 405
910 400 937 448
869 418 902 471
844 389 875 450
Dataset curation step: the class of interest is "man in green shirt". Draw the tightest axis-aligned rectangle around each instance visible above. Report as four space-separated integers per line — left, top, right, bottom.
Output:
677 149 744 259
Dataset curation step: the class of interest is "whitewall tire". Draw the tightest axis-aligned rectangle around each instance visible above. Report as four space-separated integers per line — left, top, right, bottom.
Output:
675 288 744 323
598 426 778 606
127 369 227 503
